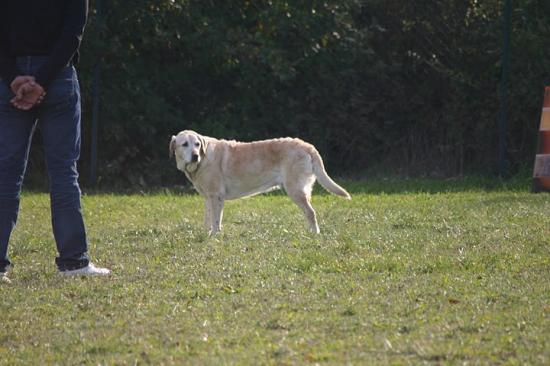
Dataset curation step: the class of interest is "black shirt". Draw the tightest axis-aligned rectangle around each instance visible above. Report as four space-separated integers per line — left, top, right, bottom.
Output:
0 0 88 89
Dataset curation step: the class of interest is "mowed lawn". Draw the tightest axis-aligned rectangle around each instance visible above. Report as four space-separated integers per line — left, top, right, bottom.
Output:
1 179 549 365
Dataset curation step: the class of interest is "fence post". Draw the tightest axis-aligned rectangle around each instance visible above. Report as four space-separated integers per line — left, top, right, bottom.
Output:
89 0 102 188
498 0 512 177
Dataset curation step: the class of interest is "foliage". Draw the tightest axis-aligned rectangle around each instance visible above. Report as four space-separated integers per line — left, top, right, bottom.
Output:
2 179 550 363
24 0 550 188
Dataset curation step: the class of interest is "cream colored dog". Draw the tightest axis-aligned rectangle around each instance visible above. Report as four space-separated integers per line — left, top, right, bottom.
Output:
170 130 351 234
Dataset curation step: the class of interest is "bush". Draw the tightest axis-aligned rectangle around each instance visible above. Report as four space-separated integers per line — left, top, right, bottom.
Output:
23 0 550 188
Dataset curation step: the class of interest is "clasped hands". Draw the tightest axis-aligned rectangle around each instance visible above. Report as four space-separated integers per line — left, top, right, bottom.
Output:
9 76 46 110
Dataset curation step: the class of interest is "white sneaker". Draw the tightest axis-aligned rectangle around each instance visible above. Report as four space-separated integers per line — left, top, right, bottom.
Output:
60 263 111 276
1 272 11 284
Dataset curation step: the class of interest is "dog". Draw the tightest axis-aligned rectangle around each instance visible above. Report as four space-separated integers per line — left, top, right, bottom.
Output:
169 130 351 234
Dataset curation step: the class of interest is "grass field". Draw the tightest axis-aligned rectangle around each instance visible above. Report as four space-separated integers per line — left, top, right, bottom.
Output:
1 178 549 365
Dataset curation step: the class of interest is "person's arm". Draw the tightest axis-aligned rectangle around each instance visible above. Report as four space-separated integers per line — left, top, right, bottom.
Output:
34 0 88 90
0 3 18 86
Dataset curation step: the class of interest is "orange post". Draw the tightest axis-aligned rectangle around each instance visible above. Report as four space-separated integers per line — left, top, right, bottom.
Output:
532 87 550 192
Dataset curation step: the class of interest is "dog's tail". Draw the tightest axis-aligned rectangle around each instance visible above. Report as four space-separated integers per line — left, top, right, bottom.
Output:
310 148 351 199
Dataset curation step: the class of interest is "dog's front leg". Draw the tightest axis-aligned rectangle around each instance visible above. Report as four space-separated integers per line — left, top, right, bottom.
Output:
209 194 225 234
204 198 213 233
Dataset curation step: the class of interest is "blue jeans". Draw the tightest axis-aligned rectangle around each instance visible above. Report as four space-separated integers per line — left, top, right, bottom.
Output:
0 56 89 272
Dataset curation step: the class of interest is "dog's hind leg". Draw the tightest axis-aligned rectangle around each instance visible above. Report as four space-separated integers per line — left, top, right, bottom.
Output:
285 177 320 234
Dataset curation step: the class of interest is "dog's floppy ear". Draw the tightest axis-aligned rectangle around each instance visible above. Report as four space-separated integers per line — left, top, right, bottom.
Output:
169 135 176 158
198 135 208 157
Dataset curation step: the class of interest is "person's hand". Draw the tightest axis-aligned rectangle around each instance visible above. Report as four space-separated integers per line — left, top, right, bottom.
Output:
10 75 35 95
10 79 46 110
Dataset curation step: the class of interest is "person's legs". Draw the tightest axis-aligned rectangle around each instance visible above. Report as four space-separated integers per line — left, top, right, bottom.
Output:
37 66 90 271
0 81 37 273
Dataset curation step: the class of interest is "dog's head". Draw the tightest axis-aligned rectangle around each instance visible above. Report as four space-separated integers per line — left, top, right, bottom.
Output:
169 130 208 173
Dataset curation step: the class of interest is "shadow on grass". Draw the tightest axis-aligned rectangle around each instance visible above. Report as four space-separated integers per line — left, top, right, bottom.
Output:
341 174 532 195
69 174 534 197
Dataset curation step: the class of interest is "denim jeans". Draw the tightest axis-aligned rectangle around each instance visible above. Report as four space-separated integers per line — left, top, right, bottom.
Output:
0 56 89 272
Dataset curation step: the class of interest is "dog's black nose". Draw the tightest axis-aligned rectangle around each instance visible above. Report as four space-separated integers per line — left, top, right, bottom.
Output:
191 154 199 162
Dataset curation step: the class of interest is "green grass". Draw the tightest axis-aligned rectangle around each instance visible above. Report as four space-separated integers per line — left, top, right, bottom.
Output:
1 178 550 365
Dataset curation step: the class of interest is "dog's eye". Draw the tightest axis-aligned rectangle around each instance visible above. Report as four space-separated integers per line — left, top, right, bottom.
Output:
195 142 200 147
182 142 188 147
